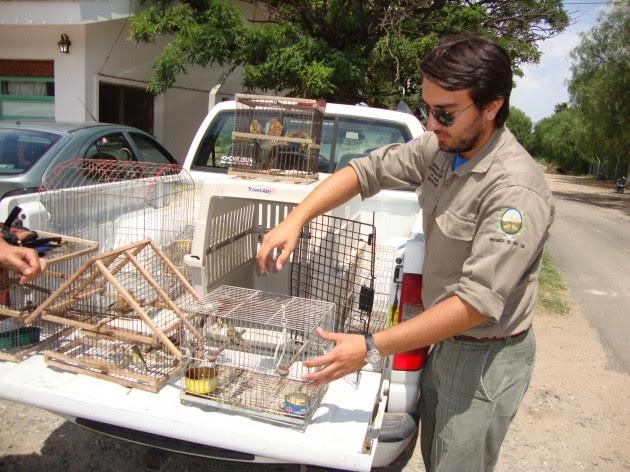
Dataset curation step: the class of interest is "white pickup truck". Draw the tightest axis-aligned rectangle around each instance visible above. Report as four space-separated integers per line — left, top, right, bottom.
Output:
0 100 428 470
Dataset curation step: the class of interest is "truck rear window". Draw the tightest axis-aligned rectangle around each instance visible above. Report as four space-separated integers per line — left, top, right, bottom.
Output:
192 110 411 174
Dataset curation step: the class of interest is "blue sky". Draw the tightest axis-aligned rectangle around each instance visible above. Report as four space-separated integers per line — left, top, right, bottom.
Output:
510 1 612 123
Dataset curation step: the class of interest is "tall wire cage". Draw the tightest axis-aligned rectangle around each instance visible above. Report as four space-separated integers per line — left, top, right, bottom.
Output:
228 94 324 182
292 214 379 334
179 285 336 429
39 159 196 268
190 196 377 335
24 239 203 392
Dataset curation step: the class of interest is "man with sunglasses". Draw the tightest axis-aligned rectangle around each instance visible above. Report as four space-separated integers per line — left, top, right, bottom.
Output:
257 32 554 471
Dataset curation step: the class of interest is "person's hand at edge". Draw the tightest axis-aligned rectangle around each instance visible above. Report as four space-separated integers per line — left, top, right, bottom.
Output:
0 238 46 284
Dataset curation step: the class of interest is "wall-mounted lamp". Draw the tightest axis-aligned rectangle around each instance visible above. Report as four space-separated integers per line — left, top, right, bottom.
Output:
57 33 71 54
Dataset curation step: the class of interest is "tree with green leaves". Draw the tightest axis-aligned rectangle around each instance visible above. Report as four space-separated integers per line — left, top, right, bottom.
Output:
131 0 569 112
567 6 629 179
506 106 534 152
531 108 590 175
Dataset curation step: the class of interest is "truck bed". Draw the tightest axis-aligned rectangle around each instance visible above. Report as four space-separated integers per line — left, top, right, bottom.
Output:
0 354 384 470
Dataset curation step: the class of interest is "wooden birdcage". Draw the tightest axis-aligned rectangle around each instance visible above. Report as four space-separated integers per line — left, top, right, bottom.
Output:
179 285 336 429
0 226 98 362
228 94 324 182
23 239 203 392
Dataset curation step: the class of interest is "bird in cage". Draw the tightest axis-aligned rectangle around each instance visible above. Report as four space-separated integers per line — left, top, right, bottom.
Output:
107 290 135 314
107 290 150 315
267 118 284 137
249 119 263 135
129 344 148 372
203 316 225 340
225 320 252 351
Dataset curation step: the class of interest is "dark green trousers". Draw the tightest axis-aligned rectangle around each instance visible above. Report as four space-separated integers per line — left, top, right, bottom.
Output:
420 330 536 472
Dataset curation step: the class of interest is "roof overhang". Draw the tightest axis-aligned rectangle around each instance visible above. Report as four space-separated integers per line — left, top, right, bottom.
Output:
0 0 144 26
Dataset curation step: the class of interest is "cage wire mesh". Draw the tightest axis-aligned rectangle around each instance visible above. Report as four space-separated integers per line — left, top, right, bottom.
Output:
25 239 202 392
228 94 324 182
0 230 98 361
291 215 378 334
195 196 377 335
0 316 76 362
179 285 336 429
39 159 196 270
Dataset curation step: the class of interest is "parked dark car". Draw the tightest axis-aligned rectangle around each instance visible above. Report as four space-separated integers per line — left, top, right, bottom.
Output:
0 122 178 201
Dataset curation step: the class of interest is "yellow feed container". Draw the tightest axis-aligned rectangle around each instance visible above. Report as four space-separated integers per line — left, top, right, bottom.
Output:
184 366 217 395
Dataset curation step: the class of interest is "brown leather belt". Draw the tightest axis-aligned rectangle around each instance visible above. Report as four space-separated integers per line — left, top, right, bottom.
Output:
453 328 530 343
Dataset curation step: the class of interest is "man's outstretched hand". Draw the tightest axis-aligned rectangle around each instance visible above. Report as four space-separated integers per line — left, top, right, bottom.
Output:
256 217 302 274
302 327 367 385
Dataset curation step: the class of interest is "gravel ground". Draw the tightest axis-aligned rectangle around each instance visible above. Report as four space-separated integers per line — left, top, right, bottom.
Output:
1 174 629 472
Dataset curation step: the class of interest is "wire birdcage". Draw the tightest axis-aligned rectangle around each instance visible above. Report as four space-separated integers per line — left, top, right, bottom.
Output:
179 285 336 429
190 196 378 335
39 159 196 261
292 214 379 334
228 94 324 182
24 239 203 392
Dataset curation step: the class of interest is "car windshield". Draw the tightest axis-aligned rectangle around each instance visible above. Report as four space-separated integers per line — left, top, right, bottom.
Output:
0 129 61 174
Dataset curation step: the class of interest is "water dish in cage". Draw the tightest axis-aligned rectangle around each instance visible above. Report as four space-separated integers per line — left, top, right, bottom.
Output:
185 366 217 395
284 392 309 417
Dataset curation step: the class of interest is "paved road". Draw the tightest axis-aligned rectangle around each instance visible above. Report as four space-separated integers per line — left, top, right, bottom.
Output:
546 176 630 373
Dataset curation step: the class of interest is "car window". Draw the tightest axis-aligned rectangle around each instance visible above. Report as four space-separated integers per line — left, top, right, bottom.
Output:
84 133 134 162
129 132 175 164
192 111 234 170
333 118 409 170
0 129 60 174
192 110 411 173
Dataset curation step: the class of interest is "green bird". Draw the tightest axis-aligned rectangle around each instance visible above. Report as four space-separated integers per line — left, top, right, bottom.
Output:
225 321 252 351
129 344 148 372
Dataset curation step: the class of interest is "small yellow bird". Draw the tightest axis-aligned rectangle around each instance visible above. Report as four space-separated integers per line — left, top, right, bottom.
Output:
107 290 146 315
225 320 252 350
267 118 284 137
129 344 148 372
249 119 263 134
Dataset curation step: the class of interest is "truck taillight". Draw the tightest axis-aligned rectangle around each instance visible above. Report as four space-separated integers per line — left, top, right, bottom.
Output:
392 273 429 371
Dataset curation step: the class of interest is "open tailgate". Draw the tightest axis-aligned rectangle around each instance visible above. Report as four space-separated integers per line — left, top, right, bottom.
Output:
0 355 384 471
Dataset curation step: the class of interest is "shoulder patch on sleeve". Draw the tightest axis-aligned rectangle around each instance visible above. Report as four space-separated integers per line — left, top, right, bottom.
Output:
498 208 523 236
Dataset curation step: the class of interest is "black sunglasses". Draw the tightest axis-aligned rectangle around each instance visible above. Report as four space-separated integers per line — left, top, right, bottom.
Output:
419 100 475 127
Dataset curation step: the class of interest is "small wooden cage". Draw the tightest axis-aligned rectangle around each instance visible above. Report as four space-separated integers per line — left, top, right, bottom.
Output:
228 94 324 182
179 285 336 429
24 239 203 392
0 231 98 320
0 230 98 362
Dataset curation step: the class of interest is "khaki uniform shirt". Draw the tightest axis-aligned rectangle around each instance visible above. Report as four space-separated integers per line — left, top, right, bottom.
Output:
349 126 554 338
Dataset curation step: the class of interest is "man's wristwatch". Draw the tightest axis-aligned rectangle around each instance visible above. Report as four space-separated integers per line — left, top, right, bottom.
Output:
364 333 383 368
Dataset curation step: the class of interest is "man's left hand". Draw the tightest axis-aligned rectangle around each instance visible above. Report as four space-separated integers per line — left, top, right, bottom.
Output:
302 327 367 385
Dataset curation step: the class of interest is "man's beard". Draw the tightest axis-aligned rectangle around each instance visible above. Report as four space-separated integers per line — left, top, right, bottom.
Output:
437 116 484 154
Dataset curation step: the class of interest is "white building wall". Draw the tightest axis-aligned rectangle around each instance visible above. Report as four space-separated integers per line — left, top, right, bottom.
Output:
0 0 268 162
